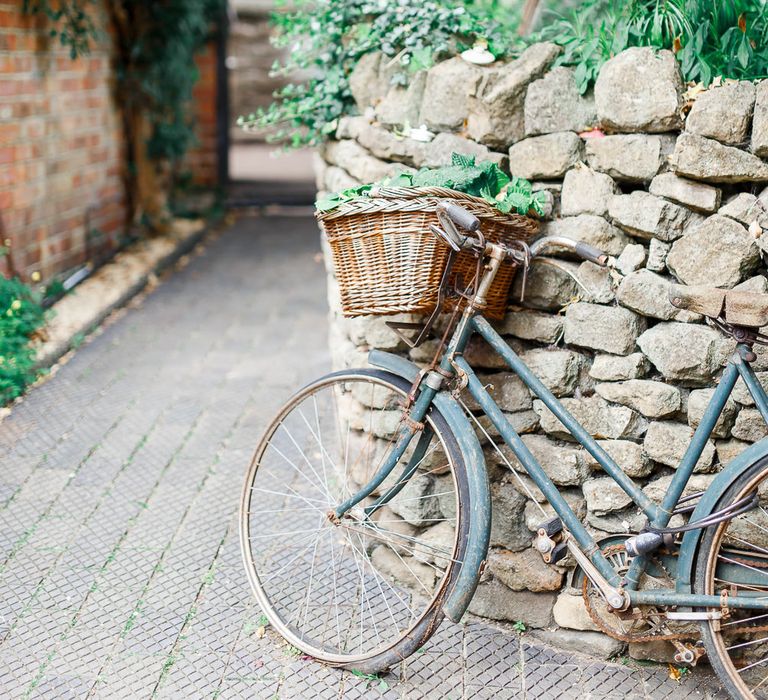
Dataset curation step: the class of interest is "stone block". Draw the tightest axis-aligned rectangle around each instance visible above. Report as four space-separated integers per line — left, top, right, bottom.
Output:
324 165 361 194
643 421 716 472
560 165 619 217
503 433 588 486
685 81 756 145
534 628 624 659
718 191 768 228
595 379 681 419
583 439 653 478
524 489 586 530
524 66 597 135
488 548 562 592
646 238 671 273
733 371 768 405
375 71 427 127
467 42 561 148
672 132 768 182
594 47 683 132
464 372 532 413
589 353 649 381
512 258 580 310
541 215 630 256
508 132 583 179
552 591 600 631
534 396 646 440
732 408 768 442
352 120 430 165
716 438 751 466
637 322 735 384
615 244 647 276
418 57 484 131
752 79 768 157
577 261 614 304
688 388 738 438
322 139 413 183
370 547 435 591
564 302 646 355
468 579 555 627
583 477 634 514
418 132 509 170
586 134 667 182
616 269 700 322
500 309 564 343
667 214 759 288
608 191 692 242
648 172 721 213
489 480 530 550
735 275 768 293
349 52 385 111
519 348 584 397
644 473 716 503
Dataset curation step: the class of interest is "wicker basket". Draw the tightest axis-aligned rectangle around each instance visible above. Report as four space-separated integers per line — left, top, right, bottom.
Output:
317 186 540 320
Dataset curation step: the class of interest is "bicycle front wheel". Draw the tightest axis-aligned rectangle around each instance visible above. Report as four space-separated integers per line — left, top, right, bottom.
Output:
239 369 469 672
695 456 768 699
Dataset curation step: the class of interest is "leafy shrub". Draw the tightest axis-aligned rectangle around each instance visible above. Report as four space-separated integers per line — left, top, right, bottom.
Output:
241 0 513 148
537 0 768 94
0 277 45 405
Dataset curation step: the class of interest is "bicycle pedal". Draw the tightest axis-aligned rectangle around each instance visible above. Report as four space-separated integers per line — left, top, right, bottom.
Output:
545 541 568 565
536 516 563 538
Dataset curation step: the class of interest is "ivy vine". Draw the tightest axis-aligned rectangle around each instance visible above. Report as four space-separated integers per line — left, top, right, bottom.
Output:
22 0 225 228
240 0 515 149
22 0 97 59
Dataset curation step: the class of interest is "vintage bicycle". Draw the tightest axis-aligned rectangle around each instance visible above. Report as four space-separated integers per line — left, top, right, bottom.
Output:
240 201 768 700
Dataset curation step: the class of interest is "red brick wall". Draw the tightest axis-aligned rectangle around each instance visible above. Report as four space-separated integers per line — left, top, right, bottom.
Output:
0 2 127 281
184 41 220 187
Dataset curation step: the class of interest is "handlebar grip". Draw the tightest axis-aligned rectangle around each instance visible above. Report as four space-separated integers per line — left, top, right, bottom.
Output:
438 202 480 232
575 241 609 266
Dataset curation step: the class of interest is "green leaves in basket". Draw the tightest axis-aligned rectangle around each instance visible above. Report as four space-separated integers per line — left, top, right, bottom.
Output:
315 152 544 217
316 184 373 211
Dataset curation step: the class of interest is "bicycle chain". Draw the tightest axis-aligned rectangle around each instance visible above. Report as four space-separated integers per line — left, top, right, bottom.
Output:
582 545 768 643
582 545 697 643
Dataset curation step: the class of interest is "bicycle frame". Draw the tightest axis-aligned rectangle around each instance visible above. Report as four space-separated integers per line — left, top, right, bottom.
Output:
335 252 768 613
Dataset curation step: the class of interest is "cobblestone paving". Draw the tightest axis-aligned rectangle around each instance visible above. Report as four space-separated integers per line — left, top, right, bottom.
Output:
0 215 729 699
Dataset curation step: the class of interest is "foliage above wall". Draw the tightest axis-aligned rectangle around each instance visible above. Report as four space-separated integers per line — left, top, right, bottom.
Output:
538 0 768 93
240 0 514 148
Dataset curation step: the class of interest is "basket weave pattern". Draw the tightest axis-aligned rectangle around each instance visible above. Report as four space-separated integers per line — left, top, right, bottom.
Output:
317 186 540 320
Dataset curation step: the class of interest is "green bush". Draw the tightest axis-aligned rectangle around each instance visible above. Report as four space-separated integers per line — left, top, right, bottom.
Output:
0 277 45 405
240 0 514 148
537 0 768 94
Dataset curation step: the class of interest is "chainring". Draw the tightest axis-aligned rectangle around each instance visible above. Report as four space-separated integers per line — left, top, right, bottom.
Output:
581 543 699 643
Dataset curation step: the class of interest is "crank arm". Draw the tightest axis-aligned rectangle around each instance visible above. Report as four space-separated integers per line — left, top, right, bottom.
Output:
567 539 629 611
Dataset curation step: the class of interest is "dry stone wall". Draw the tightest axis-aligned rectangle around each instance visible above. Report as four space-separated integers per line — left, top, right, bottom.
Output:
313 44 768 658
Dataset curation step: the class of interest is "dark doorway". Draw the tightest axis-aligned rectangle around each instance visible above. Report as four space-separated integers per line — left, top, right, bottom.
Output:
222 1 315 207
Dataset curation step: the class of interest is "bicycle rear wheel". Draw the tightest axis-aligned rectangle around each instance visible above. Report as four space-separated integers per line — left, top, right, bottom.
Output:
695 456 768 699
239 369 469 672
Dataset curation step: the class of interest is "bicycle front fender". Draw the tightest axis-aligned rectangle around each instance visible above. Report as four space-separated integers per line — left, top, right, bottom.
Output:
677 436 768 593
368 350 490 622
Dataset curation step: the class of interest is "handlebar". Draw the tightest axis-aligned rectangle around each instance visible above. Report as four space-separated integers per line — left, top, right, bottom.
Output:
439 202 480 232
528 236 609 267
430 203 610 267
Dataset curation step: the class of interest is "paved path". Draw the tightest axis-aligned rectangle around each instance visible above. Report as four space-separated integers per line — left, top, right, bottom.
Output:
0 215 727 699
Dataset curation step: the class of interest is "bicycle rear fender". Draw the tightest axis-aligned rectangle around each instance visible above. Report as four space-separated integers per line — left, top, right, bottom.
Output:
368 349 491 622
677 436 768 593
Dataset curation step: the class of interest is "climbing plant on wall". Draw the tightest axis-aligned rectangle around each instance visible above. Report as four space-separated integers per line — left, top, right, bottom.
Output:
22 0 225 231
